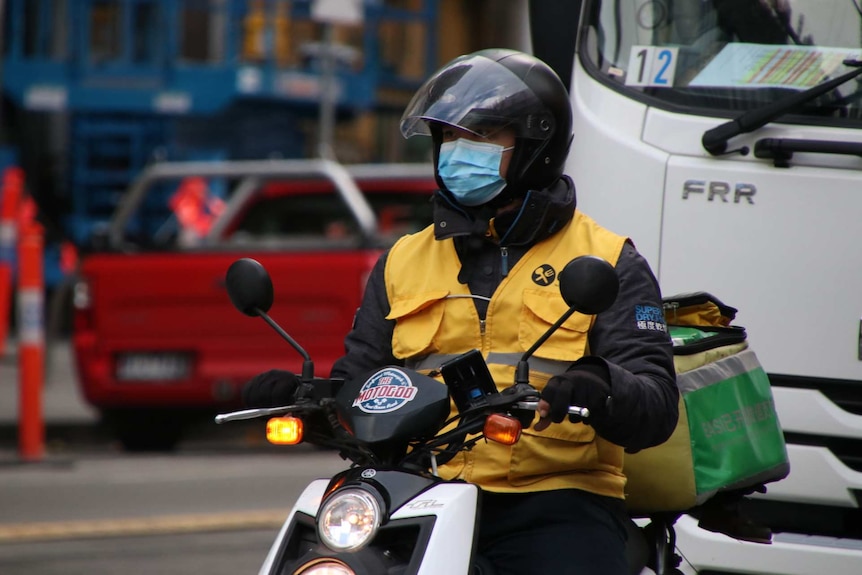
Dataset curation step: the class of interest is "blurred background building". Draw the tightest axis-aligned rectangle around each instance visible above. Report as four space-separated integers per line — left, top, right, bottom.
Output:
0 0 527 261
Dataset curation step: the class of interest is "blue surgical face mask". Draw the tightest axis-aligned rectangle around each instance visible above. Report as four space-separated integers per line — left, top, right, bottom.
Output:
437 139 514 207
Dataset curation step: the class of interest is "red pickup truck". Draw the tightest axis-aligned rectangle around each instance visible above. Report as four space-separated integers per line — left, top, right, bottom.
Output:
72 160 436 450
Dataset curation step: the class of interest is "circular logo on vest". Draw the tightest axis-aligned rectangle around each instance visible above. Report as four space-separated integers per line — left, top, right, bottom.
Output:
352 368 418 414
532 264 556 286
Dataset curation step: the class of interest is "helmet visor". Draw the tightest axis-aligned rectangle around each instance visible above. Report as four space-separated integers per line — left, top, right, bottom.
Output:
400 54 556 141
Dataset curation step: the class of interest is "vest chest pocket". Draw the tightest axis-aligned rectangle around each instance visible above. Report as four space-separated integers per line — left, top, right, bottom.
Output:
519 290 592 360
509 423 598 486
386 290 450 359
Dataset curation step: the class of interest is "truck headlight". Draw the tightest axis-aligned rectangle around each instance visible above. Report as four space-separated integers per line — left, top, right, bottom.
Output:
317 488 381 552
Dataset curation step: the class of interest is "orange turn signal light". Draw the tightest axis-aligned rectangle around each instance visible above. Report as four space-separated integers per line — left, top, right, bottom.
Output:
484 414 522 446
266 416 304 445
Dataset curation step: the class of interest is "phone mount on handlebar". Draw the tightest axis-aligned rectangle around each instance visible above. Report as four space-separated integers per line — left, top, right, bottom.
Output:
440 349 498 413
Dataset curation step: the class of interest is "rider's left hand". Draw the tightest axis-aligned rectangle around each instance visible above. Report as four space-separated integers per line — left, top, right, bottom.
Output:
242 369 301 408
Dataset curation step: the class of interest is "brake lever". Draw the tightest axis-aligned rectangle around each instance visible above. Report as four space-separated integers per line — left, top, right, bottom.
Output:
214 403 305 424
214 397 326 424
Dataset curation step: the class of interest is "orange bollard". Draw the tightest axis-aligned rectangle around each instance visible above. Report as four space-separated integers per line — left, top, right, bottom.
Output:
0 167 25 357
17 203 45 462
0 263 10 356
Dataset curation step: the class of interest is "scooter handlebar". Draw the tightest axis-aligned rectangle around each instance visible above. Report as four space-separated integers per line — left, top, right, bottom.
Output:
214 403 313 424
514 400 590 419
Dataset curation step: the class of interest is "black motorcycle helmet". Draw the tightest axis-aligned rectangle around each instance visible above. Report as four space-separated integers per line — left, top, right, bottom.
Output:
400 48 573 205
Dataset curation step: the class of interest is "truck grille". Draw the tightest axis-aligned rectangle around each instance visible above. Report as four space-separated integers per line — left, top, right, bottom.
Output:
783 432 862 473
769 374 862 416
769 375 862 472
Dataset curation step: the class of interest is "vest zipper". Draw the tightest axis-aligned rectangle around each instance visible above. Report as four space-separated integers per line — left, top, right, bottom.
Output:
480 319 486 337
500 246 509 277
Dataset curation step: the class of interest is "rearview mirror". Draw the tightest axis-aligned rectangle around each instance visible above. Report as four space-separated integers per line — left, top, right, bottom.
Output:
558 255 619 315
225 258 274 316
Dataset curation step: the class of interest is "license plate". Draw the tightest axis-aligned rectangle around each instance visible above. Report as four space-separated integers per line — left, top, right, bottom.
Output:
116 353 191 382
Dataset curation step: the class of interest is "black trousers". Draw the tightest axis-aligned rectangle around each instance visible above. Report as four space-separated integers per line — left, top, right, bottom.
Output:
476 489 631 575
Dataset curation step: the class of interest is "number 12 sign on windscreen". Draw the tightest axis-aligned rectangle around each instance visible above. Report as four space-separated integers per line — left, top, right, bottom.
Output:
626 46 679 87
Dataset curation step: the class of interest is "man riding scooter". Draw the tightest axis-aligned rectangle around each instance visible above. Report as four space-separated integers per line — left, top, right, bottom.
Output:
245 48 679 575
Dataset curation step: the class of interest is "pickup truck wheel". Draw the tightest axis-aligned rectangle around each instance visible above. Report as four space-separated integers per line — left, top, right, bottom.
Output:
102 409 185 452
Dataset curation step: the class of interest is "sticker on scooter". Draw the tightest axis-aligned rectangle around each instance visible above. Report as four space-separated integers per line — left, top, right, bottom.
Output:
406 499 444 510
353 368 418 414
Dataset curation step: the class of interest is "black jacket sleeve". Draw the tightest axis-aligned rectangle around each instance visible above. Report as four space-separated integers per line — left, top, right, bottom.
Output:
587 241 679 452
330 251 400 381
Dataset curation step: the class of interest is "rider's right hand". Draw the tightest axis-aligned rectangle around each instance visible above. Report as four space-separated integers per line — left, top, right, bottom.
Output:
534 358 612 432
242 369 301 408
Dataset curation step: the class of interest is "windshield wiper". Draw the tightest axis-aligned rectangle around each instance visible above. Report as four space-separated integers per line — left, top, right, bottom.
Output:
702 59 862 155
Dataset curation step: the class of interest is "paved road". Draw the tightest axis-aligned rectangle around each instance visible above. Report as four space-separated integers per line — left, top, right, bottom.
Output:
0 529 276 575
0 450 345 527
0 448 348 573
0 340 354 571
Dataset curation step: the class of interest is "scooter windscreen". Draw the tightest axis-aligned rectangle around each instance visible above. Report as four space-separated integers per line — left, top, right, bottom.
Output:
335 367 450 445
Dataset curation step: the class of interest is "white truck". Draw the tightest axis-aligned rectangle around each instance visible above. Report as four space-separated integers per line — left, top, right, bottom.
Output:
526 1 862 573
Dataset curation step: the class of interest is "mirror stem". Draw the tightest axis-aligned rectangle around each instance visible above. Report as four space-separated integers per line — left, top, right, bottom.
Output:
520 306 577 364
300 360 315 382
515 361 531 386
256 308 315 381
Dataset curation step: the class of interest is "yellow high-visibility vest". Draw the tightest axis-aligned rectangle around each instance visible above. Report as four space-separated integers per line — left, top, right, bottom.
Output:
385 210 629 497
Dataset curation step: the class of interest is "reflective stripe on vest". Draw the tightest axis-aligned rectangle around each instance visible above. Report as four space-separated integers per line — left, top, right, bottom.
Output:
407 352 572 379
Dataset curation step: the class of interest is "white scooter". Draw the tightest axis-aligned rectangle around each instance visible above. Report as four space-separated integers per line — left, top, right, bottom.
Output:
216 256 670 575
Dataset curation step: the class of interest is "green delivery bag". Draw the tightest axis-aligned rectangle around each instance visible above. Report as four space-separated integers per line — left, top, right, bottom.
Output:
623 294 790 515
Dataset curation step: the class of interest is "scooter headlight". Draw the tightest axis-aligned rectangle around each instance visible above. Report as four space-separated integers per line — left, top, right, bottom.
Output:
317 488 381 552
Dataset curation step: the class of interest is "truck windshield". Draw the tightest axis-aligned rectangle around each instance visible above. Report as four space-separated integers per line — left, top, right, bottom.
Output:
581 0 862 125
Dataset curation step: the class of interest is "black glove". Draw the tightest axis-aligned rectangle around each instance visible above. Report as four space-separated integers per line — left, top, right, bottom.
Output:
241 369 301 408
537 358 612 428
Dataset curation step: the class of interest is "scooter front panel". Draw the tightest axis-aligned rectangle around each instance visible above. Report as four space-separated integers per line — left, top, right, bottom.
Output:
390 482 481 574
258 479 329 575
